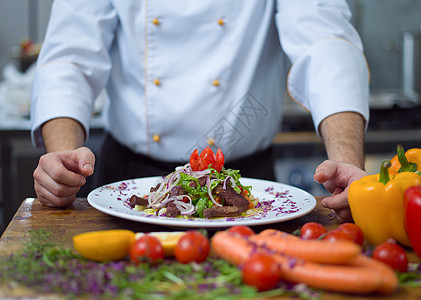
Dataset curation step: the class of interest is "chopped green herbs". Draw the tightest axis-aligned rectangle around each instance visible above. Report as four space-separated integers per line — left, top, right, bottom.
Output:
397 263 421 287
0 229 324 299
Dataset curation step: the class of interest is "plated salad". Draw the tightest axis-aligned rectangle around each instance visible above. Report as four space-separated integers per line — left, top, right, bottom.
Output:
127 147 258 218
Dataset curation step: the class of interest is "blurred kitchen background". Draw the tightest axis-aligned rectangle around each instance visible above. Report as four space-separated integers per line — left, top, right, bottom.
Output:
1 0 421 233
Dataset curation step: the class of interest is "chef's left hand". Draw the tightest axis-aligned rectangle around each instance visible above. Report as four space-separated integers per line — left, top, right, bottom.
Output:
314 160 367 223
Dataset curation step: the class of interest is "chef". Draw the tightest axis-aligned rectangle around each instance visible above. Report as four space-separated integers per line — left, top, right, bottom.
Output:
31 0 369 222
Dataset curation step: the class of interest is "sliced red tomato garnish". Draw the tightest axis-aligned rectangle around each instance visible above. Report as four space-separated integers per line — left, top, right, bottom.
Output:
199 147 216 170
189 149 200 171
189 147 225 172
214 148 224 172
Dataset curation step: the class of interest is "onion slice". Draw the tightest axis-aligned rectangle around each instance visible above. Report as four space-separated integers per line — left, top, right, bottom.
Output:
207 176 222 207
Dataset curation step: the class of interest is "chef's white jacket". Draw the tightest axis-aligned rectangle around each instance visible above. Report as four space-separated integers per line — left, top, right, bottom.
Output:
31 0 369 162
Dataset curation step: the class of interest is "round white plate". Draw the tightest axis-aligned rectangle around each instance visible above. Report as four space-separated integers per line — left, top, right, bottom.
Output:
87 177 316 228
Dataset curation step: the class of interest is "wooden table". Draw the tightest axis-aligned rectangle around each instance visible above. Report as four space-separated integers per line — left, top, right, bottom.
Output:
0 198 420 299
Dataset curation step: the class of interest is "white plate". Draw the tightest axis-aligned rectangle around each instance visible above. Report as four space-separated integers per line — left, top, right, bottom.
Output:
87 177 316 228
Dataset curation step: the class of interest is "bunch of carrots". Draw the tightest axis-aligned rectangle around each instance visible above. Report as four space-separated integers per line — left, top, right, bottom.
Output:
211 227 398 295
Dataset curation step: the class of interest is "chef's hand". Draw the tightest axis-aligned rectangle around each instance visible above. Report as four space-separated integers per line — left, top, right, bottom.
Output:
33 147 95 207
313 160 367 223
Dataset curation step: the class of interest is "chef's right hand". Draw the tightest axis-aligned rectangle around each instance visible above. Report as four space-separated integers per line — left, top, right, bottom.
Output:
314 160 367 223
33 147 95 207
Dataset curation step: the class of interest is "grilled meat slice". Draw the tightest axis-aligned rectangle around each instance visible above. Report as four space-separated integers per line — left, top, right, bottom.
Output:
203 206 241 218
150 183 161 193
170 185 187 197
128 195 149 208
202 185 250 218
189 175 209 189
214 185 249 212
166 201 180 217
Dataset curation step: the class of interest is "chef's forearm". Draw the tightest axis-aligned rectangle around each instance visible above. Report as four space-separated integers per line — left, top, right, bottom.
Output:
41 117 86 152
319 112 365 170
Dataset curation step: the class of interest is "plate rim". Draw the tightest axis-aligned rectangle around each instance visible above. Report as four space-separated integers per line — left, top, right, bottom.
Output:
87 176 317 228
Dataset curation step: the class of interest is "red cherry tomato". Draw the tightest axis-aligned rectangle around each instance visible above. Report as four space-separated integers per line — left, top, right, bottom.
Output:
323 229 354 242
242 252 281 291
174 231 210 264
372 240 408 272
300 222 327 239
227 225 255 238
337 223 365 245
129 235 164 264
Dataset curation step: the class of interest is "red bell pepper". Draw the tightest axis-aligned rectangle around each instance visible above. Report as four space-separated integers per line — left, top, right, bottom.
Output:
404 185 421 259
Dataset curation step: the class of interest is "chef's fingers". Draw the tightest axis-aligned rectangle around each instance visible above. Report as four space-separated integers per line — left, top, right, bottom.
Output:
320 187 354 223
74 147 95 177
331 208 353 223
315 160 368 194
59 147 95 178
313 160 336 184
36 152 89 187
34 166 82 196
315 160 367 183
321 188 348 211
34 180 78 207
314 160 344 194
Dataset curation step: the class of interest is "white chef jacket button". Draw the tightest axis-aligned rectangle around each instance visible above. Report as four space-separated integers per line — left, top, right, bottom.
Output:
217 18 224 26
152 134 161 142
152 18 160 26
207 138 215 146
212 79 220 87
153 78 161 86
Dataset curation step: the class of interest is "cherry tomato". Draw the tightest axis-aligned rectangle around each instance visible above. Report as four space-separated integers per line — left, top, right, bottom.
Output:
129 235 164 264
300 222 327 239
174 231 210 264
189 149 200 171
227 225 255 238
323 229 354 242
372 240 408 272
337 223 365 245
242 252 281 291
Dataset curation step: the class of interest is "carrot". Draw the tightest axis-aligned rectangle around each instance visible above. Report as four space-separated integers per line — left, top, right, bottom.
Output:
249 229 361 264
347 254 398 295
211 231 398 294
273 254 384 294
211 231 255 266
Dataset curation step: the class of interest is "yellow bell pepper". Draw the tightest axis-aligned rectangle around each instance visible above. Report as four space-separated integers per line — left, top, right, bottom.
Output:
389 144 421 176
349 160 421 246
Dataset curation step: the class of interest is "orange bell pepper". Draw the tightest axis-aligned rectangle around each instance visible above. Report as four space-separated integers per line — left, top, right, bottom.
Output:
389 145 421 176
